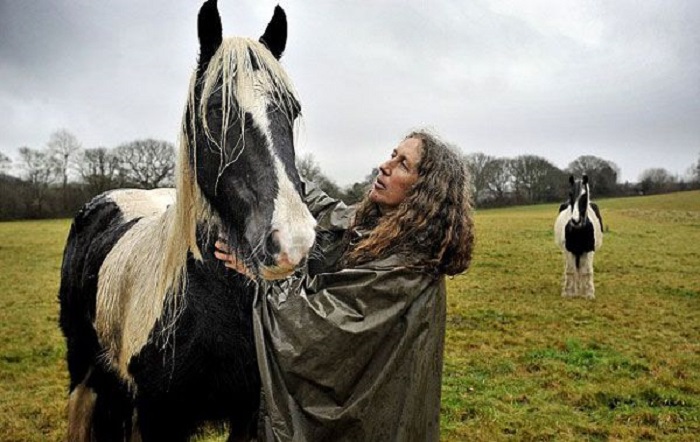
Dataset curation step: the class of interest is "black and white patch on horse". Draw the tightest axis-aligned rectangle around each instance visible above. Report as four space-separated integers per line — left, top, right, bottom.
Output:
59 1 315 440
554 174 603 299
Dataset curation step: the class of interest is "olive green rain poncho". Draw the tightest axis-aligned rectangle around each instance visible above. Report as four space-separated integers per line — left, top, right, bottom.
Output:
253 183 447 441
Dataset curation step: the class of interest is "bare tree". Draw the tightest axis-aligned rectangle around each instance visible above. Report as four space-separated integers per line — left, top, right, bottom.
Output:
343 168 377 205
47 129 82 189
0 152 11 175
297 153 323 183
509 155 565 203
295 153 343 199
639 168 676 194
78 147 122 195
115 139 175 189
484 158 512 203
464 152 496 203
18 146 57 217
567 155 619 196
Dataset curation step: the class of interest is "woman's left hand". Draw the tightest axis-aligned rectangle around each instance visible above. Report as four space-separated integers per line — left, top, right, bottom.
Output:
214 239 255 279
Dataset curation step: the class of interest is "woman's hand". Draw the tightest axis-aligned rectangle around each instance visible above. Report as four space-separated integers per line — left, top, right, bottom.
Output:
214 239 255 279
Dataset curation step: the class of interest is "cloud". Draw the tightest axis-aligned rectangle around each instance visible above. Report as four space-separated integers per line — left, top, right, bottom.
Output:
1 0 698 184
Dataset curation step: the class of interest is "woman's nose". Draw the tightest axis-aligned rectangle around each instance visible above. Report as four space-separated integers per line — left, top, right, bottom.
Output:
379 162 391 176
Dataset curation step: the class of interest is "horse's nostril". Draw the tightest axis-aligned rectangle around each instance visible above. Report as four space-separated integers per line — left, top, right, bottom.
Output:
265 230 281 257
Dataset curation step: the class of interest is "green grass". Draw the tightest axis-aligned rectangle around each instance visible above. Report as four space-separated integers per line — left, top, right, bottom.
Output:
442 190 700 441
1 191 699 441
0 219 70 441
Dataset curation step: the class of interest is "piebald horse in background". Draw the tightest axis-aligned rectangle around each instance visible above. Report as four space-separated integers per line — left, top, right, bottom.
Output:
58 1 315 440
554 175 603 299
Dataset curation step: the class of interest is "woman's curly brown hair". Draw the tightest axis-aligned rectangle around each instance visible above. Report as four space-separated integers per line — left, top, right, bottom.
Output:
344 129 475 276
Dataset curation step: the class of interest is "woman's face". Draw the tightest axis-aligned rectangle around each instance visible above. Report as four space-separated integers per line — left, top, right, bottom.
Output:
369 137 422 213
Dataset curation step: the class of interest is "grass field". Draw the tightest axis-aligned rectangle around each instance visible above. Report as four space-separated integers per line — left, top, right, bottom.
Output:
1 191 698 441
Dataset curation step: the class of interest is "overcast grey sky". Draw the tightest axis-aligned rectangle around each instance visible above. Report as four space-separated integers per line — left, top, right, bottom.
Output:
1 0 698 185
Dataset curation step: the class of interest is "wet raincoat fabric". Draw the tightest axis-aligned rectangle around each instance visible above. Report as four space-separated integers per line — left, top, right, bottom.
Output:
253 183 447 441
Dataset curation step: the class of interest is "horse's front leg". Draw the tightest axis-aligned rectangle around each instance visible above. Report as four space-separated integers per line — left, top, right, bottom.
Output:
580 252 596 299
135 398 196 442
562 252 576 298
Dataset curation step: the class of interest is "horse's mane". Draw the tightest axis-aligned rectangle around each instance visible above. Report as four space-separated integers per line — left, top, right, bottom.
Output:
160 37 300 333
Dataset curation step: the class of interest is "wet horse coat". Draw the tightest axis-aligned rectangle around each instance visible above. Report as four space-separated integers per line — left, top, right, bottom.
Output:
554 175 603 299
59 2 315 440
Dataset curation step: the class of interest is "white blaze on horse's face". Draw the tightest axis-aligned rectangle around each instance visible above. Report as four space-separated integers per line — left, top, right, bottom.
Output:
269 159 317 269
572 186 584 223
240 69 316 277
569 177 589 225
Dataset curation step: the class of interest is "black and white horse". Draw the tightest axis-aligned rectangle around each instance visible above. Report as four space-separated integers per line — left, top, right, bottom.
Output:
59 1 315 440
554 175 603 299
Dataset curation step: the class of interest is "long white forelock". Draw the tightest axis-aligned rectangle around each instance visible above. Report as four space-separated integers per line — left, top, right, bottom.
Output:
270 155 316 263
196 38 300 186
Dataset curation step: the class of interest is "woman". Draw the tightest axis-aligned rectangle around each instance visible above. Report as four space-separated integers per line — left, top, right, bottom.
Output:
216 130 474 441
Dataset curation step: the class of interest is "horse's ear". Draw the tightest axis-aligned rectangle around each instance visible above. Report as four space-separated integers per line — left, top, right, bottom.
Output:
259 6 287 59
569 175 575 185
198 0 223 69
582 174 589 185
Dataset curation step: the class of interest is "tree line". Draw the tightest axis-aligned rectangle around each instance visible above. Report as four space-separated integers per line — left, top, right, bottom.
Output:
1 130 175 220
1 129 699 220
463 152 700 207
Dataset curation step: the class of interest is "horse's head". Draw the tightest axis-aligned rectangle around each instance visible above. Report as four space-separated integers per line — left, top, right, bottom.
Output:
567 174 590 226
185 0 315 280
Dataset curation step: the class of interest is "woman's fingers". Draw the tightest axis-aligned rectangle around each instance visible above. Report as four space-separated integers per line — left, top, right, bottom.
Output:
214 250 231 262
215 240 230 253
214 245 254 279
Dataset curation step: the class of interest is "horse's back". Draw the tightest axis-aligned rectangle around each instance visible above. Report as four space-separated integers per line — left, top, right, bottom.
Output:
60 188 176 292
64 188 175 246
101 188 176 222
